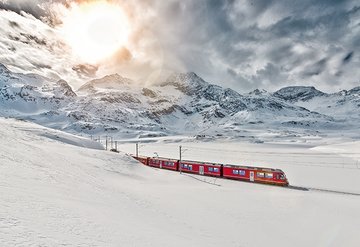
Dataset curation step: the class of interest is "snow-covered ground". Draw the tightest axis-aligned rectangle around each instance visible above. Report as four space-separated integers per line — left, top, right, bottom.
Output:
116 134 360 194
1 117 360 246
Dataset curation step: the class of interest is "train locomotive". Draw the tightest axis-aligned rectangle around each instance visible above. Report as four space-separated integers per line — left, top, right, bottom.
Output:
131 155 289 186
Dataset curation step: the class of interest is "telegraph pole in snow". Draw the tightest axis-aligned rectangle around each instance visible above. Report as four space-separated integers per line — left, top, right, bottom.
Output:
179 145 182 173
136 142 139 157
179 146 188 174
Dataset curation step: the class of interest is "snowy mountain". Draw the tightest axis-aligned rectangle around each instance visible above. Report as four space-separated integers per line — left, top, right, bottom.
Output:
0 64 75 116
0 63 358 139
272 85 360 125
78 74 135 93
273 86 327 102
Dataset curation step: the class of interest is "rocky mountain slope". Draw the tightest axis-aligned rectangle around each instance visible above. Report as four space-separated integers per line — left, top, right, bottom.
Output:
272 85 360 125
0 63 359 139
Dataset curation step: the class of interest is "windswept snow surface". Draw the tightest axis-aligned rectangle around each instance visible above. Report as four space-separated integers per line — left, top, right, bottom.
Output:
1 117 360 246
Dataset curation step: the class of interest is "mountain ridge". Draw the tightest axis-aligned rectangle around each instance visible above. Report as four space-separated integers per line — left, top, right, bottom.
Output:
0 63 359 139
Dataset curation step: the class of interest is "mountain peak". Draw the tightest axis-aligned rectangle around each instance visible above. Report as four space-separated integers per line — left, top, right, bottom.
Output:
161 72 208 95
273 86 326 102
56 79 77 97
248 89 269 96
348 86 360 95
78 74 135 92
0 63 10 75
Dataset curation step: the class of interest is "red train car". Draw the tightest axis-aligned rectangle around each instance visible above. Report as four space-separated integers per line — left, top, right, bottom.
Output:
131 155 149 165
130 154 289 186
148 157 179 171
222 165 288 186
179 160 222 177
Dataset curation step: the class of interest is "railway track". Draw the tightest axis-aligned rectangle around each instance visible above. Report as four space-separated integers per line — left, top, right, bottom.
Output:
287 185 360 196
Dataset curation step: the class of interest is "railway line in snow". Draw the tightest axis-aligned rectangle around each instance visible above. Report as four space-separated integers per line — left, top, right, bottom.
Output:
287 186 360 196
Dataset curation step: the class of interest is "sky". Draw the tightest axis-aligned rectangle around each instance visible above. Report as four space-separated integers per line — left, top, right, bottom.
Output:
0 0 359 92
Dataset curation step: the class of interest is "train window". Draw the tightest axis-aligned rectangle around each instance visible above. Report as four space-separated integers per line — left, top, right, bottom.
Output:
265 173 273 179
232 170 239 175
239 170 246 176
188 165 192 170
279 174 285 180
208 167 214 172
214 168 219 172
257 172 265 178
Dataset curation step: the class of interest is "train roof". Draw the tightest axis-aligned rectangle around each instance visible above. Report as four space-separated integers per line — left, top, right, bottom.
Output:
180 159 222 166
149 156 178 161
223 164 284 172
131 154 148 159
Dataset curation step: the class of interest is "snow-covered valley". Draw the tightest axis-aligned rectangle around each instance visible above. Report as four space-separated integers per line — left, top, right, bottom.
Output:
1 117 360 246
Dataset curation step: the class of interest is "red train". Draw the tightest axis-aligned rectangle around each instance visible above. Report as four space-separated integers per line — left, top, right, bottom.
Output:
132 155 289 186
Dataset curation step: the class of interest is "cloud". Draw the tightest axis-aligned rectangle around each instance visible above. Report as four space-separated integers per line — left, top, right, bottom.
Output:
0 0 359 92
101 0 358 92
0 8 82 86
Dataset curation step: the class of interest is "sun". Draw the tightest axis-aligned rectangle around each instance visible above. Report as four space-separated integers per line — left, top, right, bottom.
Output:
59 1 130 64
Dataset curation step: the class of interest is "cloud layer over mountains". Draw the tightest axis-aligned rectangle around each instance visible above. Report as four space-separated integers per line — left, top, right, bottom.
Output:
0 0 359 92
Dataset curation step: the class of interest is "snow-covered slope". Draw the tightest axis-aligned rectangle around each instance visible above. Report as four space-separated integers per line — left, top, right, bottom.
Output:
272 85 360 127
1 117 360 246
0 63 358 140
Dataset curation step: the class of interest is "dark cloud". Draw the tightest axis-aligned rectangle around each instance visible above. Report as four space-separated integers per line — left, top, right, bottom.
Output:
146 0 360 91
343 52 354 64
302 58 328 77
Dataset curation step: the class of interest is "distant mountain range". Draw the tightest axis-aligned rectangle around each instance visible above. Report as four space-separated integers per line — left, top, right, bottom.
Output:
1 63 359 140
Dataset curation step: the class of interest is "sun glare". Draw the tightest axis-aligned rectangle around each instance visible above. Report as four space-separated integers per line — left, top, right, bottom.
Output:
60 1 130 64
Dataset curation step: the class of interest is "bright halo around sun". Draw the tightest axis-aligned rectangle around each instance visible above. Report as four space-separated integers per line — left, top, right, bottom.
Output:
60 1 130 63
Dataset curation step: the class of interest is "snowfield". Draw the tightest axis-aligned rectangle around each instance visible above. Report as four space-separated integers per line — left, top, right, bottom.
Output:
1 117 360 246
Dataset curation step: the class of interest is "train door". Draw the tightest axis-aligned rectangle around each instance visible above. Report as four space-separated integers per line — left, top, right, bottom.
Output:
160 161 162 169
199 166 204 175
250 171 255 182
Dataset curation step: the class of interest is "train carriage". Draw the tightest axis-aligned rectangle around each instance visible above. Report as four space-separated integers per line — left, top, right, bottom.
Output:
131 155 149 165
130 154 289 187
179 160 222 177
222 165 288 186
148 157 179 171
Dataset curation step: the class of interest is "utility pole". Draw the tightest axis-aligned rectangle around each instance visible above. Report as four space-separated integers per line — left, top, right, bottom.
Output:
136 142 139 157
115 141 118 152
179 145 182 173
105 136 108 150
